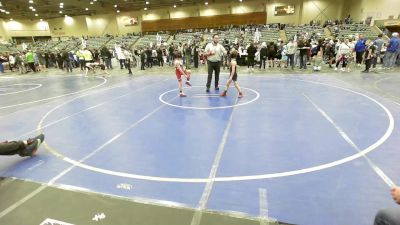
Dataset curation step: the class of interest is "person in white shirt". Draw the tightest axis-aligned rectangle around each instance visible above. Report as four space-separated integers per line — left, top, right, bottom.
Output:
8 54 15 72
115 45 126 69
254 28 261 44
204 34 227 92
335 39 351 71
123 47 133 75
286 40 297 69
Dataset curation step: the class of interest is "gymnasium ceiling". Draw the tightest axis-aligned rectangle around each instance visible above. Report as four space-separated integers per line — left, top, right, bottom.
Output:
0 0 246 20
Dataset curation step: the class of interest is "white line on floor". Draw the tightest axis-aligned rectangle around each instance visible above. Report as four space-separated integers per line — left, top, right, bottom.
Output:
303 93 396 188
190 100 237 225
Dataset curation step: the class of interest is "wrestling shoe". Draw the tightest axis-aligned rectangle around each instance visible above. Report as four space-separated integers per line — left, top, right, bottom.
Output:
27 134 45 145
21 134 45 157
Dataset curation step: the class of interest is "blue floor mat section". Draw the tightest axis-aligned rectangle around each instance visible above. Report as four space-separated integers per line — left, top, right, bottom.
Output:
1 74 399 225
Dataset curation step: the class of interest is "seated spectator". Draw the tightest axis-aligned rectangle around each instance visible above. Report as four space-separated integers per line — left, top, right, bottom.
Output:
374 186 400 225
0 134 44 157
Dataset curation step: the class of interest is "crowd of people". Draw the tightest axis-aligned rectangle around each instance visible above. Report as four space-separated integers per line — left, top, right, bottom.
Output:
0 20 398 78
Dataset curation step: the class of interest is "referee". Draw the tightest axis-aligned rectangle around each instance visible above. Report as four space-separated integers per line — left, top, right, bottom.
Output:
205 34 227 92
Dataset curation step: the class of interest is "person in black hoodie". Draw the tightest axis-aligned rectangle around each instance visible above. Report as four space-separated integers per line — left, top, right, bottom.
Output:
50 52 56 68
100 46 112 69
44 52 50 68
298 39 310 69
157 47 163 67
140 48 146 70
145 47 152 68
193 44 199 68
93 49 100 63
62 50 72 72
267 41 278 68
56 52 63 70
362 40 376 73
259 42 268 69
247 43 257 72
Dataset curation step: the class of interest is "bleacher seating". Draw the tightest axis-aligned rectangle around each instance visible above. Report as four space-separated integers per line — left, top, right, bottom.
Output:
330 23 379 40
85 36 113 50
0 23 385 55
259 27 281 43
171 32 203 45
134 34 170 49
55 38 81 52
106 35 140 50
285 25 325 40
32 40 60 52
